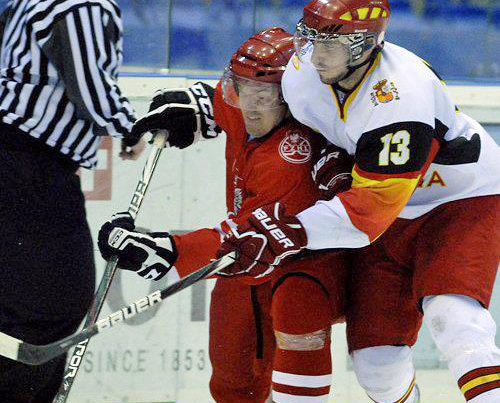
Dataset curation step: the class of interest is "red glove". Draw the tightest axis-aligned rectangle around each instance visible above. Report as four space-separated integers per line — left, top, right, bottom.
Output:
217 203 307 278
311 141 354 199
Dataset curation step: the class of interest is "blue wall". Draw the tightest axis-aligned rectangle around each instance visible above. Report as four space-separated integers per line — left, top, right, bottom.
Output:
116 0 500 81
1 0 498 80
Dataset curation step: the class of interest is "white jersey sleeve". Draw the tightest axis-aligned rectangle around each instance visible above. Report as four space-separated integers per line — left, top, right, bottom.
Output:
283 43 500 250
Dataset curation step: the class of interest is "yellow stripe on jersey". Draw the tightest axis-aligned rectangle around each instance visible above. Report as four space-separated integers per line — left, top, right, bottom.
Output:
396 376 416 403
351 167 420 190
329 53 382 122
460 373 500 395
420 58 446 86
339 168 420 241
328 85 343 120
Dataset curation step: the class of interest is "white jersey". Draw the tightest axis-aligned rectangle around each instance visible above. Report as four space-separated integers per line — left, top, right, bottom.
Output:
282 42 500 250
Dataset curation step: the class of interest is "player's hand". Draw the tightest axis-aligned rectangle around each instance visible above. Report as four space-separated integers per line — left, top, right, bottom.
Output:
131 82 222 149
217 203 307 278
311 141 354 199
119 137 146 161
98 212 178 281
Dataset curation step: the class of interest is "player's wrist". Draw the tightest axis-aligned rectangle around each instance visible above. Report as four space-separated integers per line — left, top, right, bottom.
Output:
289 214 308 250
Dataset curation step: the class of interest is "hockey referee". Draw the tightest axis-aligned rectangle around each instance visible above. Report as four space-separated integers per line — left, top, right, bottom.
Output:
0 1 143 401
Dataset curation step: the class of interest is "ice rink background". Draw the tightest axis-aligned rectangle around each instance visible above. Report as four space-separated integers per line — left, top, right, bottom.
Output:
0 0 497 401
67 78 499 403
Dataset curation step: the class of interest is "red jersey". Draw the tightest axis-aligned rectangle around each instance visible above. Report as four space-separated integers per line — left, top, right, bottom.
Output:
172 82 321 281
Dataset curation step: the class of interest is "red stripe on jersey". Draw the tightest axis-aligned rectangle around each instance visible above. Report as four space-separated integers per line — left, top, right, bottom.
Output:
272 383 331 397
464 380 500 401
353 165 421 181
458 366 500 387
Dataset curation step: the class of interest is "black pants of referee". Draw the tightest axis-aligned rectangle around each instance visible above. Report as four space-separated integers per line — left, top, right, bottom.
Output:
0 124 95 402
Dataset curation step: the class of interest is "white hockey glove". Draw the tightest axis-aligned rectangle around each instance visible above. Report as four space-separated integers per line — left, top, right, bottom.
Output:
130 81 222 149
98 212 178 281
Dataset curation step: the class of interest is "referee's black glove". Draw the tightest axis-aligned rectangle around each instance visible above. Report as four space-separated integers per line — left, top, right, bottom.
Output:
98 212 178 281
130 82 222 149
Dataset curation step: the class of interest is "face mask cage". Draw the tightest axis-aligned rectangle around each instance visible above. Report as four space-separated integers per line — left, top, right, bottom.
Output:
294 19 375 65
221 67 286 111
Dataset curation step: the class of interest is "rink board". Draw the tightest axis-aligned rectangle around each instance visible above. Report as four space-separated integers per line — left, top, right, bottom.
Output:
68 77 500 403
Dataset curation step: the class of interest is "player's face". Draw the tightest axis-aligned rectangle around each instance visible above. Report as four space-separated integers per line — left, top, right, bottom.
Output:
310 41 351 84
227 78 287 137
236 81 282 110
240 102 287 138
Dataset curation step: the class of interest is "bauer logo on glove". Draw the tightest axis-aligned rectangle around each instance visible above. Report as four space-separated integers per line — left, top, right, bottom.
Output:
252 208 296 249
217 203 307 279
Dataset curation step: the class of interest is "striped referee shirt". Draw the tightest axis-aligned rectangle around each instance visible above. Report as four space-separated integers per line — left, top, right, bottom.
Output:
0 0 135 168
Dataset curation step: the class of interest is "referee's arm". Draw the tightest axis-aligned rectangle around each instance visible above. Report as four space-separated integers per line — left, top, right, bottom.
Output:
41 4 135 138
0 3 12 46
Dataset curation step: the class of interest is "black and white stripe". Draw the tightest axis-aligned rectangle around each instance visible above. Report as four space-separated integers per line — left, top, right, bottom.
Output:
0 0 135 168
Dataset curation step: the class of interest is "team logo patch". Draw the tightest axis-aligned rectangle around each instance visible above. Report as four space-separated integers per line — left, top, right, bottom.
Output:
279 132 312 164
370 79 400 106
292 54 300 71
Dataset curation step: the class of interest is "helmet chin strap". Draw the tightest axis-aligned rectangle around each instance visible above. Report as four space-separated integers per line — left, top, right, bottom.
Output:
336 46 381 84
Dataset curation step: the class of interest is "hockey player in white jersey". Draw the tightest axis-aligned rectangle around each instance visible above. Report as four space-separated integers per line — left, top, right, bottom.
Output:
217 1 500 402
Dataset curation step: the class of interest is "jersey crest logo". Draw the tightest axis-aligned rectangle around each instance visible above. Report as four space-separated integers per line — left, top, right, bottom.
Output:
279 132 312 164
370 79 400 106
292 54 300 71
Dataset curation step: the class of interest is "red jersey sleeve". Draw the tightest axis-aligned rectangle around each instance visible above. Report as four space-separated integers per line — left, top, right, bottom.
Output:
172 229 221 279
172 122 319 279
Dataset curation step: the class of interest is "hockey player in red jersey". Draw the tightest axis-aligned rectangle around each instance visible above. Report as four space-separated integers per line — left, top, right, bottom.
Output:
98 28 351 403
218 1 500 403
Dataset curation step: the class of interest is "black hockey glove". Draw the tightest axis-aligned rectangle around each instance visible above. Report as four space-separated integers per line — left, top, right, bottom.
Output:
98 212 178 281
130 81 222 149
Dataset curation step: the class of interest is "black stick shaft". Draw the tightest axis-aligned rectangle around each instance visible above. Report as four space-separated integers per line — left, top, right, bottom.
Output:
15 252 235 366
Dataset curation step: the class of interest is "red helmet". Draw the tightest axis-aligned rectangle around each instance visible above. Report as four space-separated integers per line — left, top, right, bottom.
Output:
303 0 390 37
229 27 295 84
295 0 390 68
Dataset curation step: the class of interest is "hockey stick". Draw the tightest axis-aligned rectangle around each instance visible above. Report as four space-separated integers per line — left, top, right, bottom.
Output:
53 132 168 403
0 252 236 366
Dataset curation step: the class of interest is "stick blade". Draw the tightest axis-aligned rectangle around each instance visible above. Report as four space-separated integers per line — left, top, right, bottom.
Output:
0 332 21 361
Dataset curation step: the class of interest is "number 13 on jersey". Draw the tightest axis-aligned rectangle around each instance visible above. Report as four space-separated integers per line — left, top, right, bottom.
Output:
379 130 411 166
